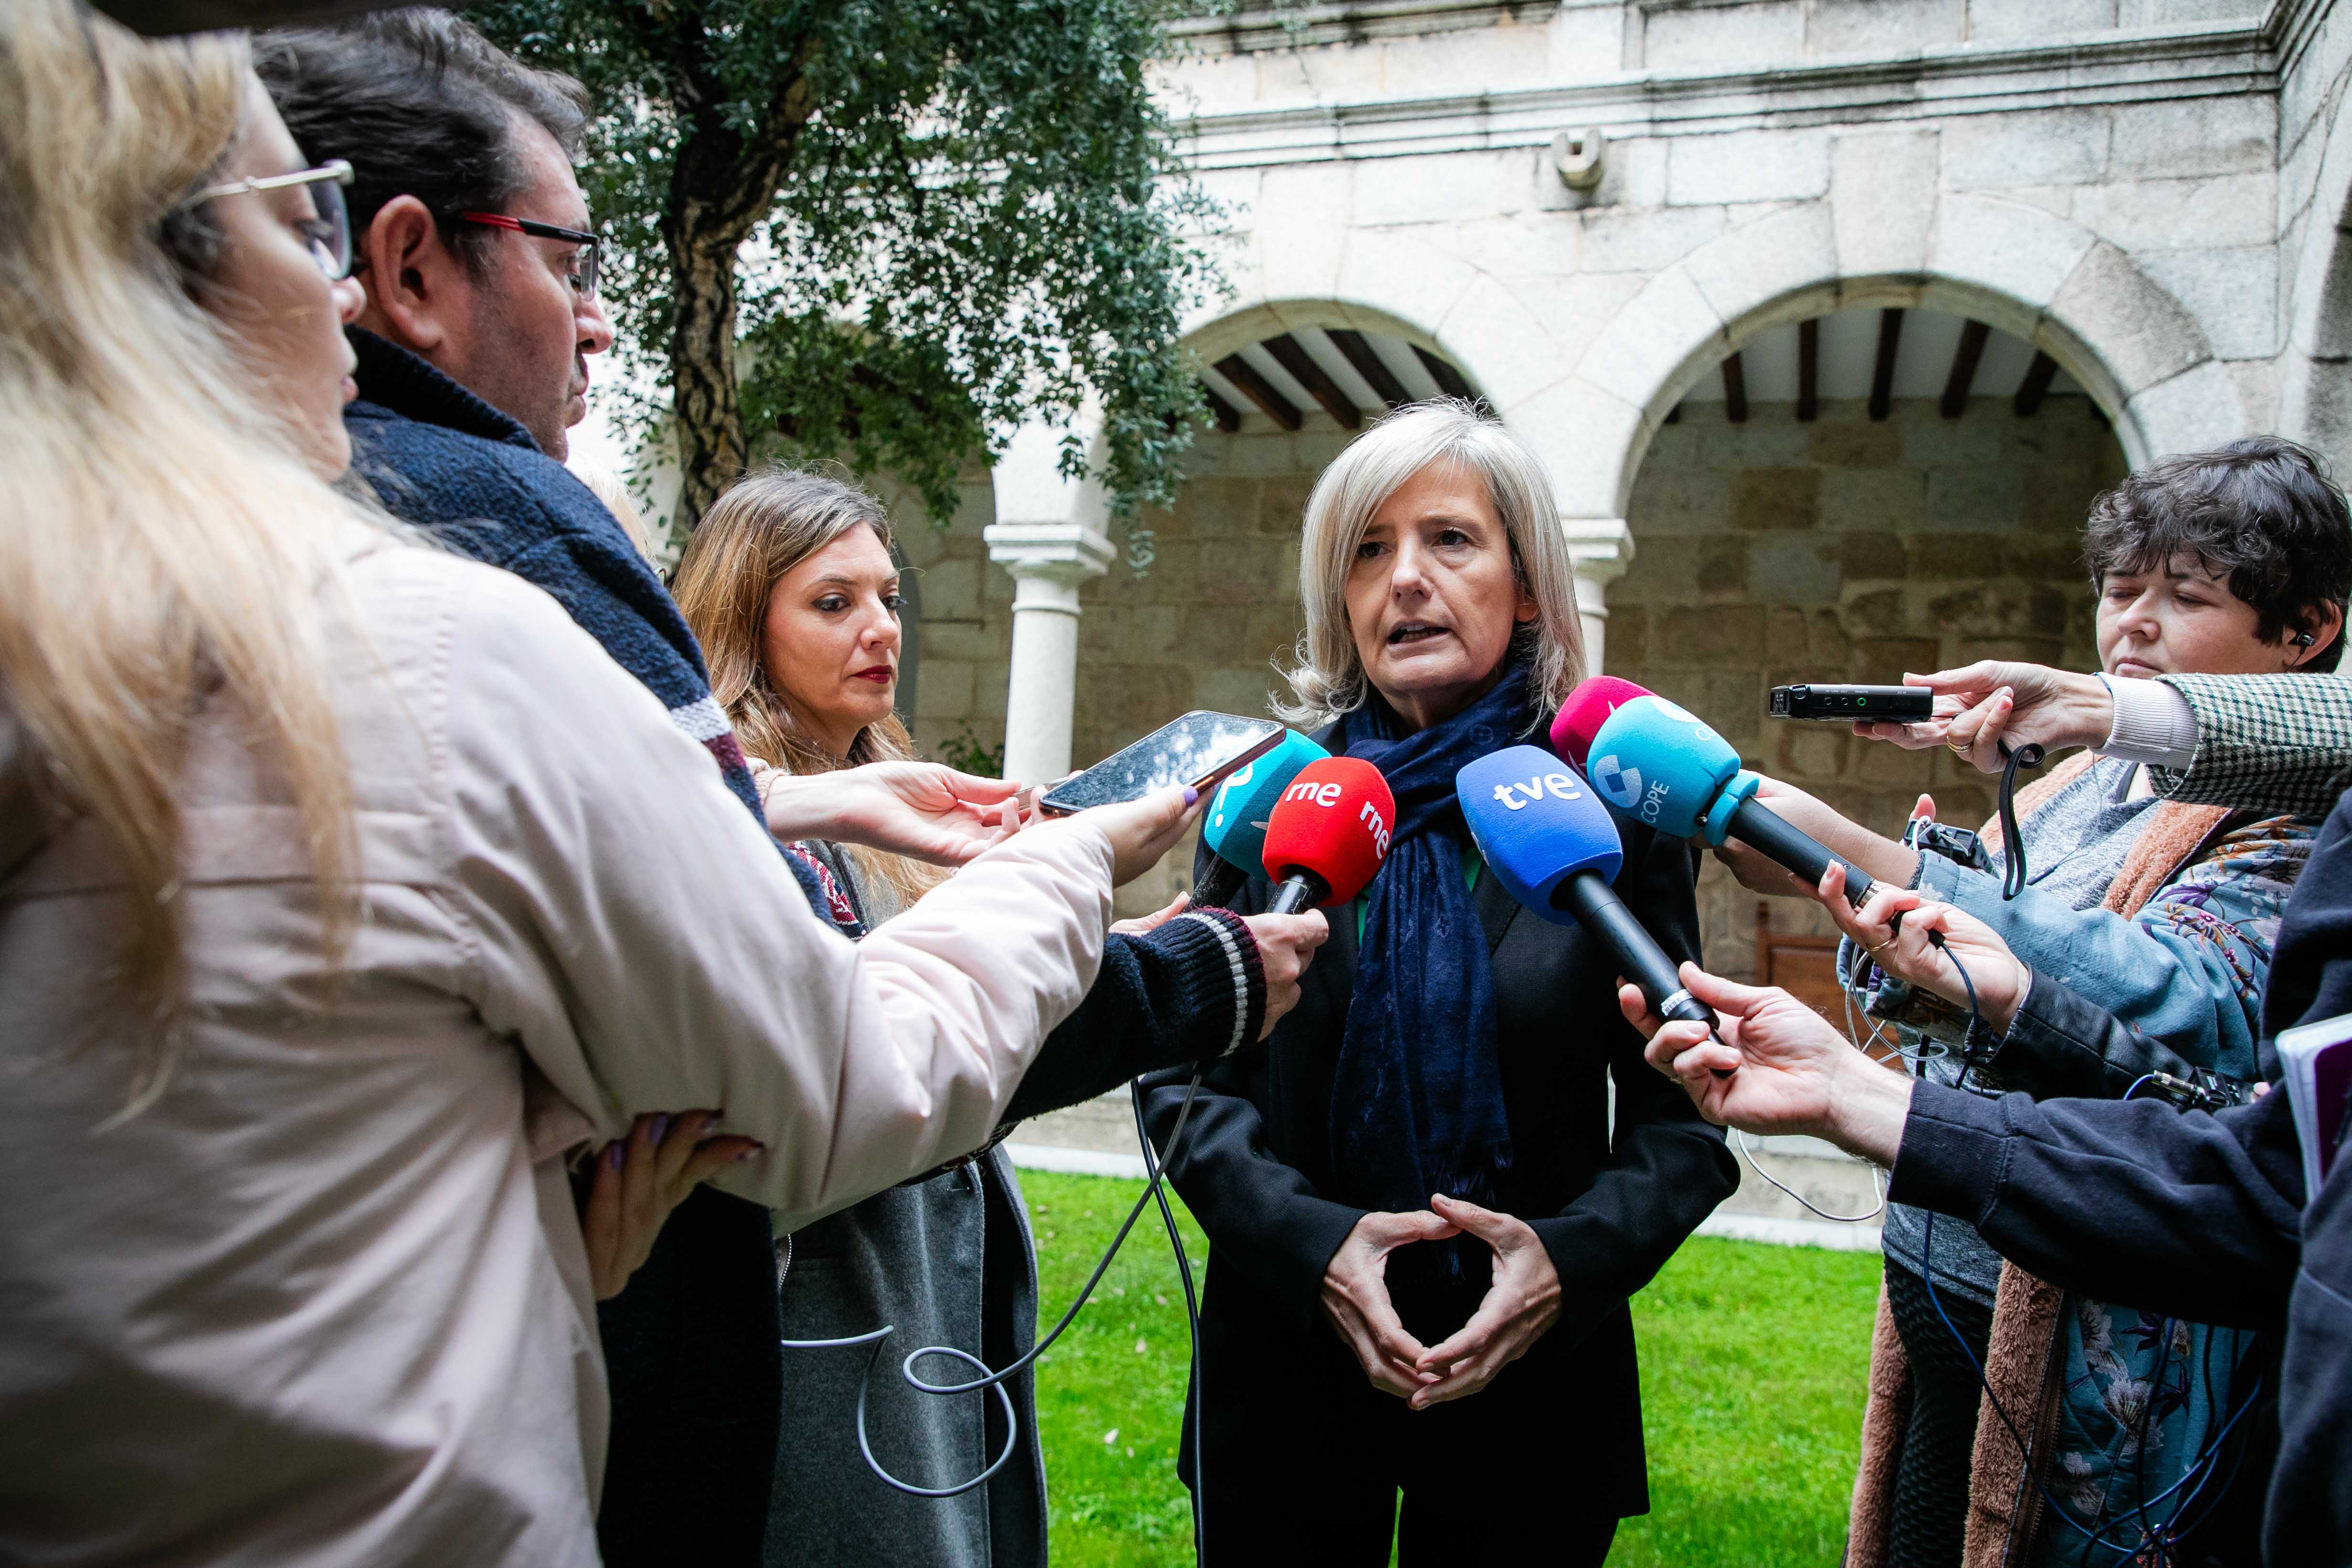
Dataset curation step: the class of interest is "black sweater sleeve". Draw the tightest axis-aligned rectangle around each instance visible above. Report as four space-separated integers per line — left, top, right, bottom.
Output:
1888 1074 2303 1331
1001 909 1264 1125
1526 823 1739 1346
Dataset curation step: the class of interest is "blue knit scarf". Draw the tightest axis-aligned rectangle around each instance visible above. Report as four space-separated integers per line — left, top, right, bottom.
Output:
1329 664 1529 1243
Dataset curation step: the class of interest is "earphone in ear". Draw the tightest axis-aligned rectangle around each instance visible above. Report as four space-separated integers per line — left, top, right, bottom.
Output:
2296 631 2317 646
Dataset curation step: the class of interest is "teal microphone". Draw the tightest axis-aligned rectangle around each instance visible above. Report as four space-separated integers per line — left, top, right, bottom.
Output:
1579 694 1879 907
1459 747 1721 1041
1193 730 1330 908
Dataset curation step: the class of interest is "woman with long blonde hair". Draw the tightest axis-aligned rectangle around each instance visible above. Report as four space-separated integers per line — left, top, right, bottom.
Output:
0 8 1192 1561
672 466 1334 1567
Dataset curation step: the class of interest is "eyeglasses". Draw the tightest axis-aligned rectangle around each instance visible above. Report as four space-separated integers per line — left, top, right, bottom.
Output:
195 159 354 281
453 212 601 301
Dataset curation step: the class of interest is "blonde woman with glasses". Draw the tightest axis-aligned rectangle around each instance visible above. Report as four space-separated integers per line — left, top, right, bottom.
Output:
0 6 1195 1563
1139 401 1738 1565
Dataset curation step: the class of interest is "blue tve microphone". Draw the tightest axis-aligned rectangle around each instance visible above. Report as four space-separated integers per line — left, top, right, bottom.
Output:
1458 747 1720 1038
1577 694 1879 906
1192 730 1331 908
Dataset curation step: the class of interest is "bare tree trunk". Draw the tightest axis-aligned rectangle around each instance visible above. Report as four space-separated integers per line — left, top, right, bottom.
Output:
657 32 814 535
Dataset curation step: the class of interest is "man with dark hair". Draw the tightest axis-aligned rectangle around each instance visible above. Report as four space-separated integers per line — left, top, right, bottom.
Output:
259 15 1318 1566
2083 435 2352 673
261 10 604 460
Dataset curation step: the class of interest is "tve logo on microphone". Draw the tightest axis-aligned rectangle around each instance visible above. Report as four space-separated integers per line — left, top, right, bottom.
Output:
1486 767 1587 811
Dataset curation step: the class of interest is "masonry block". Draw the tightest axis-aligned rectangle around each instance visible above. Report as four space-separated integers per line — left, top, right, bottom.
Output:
1940 108 2108 191
1926 193 2097 319
1607 604 1649 670
2124 358 2251 459
1840 532 1907 579
1852 636 1941 683
1660 602 1766 665
1730 467 1820 531
1832 129 1940 277
2048 241 2213 401
915 659 977 721
1807 0 1962 53
1684 205 1841 332
1575 267 1725 417
1643 1 1804 70
1925 465 2026 532
1965 0 2123 38
1667 128 1831 208
1810 419 1904 469
918 557 982 619
2136 247 2282 361
2108 95 2277 182
1580 204 1732 275
1821 467 1929 532
1751 536 1843 604
2074 173 2278 254
1854 739 1936 790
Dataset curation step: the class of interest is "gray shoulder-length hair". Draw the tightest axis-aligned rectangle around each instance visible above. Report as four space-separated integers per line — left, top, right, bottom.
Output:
1276 399 1587 730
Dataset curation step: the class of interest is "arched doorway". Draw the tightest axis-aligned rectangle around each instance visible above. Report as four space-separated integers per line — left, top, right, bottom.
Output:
1612 304 2129 981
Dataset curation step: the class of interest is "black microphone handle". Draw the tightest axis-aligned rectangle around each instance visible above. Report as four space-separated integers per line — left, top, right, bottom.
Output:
1265 869 1331 916
1553 872 1716 1032
1728 797 1878 907
1191 857 1250 911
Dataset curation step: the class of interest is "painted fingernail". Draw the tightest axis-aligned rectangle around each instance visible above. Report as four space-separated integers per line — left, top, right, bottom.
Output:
648 1114 669 1144
1183 786 1199 806
733 1145 762 1163
606 1142 624 1171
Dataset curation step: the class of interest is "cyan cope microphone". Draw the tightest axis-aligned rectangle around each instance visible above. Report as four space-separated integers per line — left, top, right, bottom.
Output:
1191 730 1332 909
1458 747 1721 1039
1574 692 1882 908
1259 756 1396 915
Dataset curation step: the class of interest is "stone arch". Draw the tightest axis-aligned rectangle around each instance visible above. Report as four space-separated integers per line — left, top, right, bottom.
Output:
1516 197 2239 521
2282 74 2352 464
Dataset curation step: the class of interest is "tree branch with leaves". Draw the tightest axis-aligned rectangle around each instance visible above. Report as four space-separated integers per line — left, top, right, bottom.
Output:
474 0 1223 534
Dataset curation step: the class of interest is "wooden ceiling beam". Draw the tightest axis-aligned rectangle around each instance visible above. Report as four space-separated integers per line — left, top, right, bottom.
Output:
1261 333 1362 430
1868 307 1905 422
1413 344 1478 403
1797 318 1819 422
1198 381 1241 434
2014 351 2061 417
1324 328 1410 408
1212 353 1302 432
1940 319 1991 419
1721 351 1748 424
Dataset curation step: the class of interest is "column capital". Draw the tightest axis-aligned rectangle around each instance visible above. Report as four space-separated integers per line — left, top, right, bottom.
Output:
1558 516 1635 585
984 521 1116 590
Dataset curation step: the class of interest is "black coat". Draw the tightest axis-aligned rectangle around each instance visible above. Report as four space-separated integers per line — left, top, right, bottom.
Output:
1141 792 1737 1532
1889 783 2352 1568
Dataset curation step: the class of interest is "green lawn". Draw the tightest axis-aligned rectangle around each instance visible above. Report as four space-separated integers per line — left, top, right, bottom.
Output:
1018 1169 1880 1567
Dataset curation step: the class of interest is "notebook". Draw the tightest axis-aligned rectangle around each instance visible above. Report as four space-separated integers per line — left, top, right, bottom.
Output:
2275 1009 2352 1208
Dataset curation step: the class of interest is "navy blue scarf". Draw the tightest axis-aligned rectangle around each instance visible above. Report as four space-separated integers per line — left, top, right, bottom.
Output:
1329 664 1529 1238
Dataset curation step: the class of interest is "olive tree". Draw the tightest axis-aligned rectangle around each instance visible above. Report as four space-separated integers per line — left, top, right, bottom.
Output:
472 0 1222 533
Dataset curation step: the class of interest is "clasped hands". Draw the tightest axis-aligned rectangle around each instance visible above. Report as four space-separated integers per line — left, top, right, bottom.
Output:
1320 1196 1561 1410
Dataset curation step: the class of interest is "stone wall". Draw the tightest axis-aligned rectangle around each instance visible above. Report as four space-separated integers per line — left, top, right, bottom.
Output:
1614 391 2127 975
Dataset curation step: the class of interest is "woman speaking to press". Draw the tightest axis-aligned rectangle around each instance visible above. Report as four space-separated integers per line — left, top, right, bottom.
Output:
1142 401 1738 1564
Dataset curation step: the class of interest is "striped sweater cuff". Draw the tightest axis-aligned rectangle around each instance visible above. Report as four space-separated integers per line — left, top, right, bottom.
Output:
1174 907 1266 1057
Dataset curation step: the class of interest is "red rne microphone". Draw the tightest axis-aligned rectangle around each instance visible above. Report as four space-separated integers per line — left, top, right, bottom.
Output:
1259 757 1396 913
1548 676 1653 772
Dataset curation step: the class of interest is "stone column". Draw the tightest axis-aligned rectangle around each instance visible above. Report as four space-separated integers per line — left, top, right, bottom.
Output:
984 523 1114 783
987 416 1113 784
1559 517 1635 675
